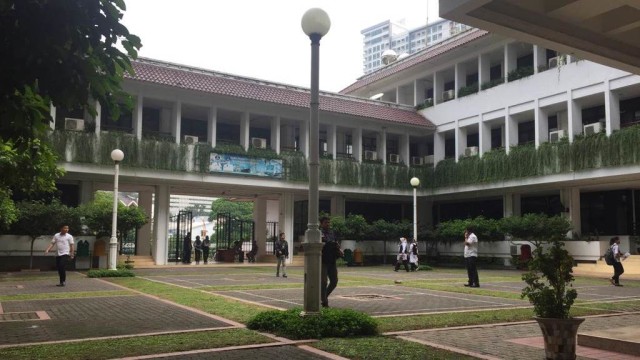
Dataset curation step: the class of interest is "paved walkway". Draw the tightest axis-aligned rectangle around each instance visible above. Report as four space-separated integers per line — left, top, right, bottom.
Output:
0 266 639 359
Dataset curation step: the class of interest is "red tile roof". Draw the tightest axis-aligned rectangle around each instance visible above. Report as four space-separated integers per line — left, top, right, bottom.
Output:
125 59 434 129
339 29 489 95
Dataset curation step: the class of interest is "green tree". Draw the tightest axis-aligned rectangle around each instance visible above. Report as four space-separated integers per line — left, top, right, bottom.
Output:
500 213 572 247
0 0 141 227
80 191 148 239
9 200 81 269
208 198 254 221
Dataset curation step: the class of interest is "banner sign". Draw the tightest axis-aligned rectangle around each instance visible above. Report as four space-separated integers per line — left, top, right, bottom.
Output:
209 153 283 178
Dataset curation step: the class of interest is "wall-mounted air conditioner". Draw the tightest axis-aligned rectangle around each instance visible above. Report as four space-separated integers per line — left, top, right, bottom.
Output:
251 137 267 149
442 89 455 101
183 135 199 144
583 122 604 136
549 129 565 143
64 118 85 131
388 154 400 164
364 150 377 161
423 155 435 164
548 56 566 69
464 146 479 157
411 156 424 165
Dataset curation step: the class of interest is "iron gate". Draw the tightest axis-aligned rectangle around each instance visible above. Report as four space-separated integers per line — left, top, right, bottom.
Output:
168 210 193 263
215 213 254 252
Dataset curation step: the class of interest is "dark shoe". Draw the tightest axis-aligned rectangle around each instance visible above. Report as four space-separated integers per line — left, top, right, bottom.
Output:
283 275 287 278
464 284 471 287
321 302 329 308
615 284 624 287
610 279 615 285
56 282 65 287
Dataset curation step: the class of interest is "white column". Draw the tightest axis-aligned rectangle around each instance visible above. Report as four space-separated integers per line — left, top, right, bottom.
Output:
479 54 489 87
137 191 153 257
208 106 217 147
401 133 410 166
505 110 518 154
79 181 94 205
455 62 465 95
567 92 582 142
94 101 102 134
381 128 387 164
254 197 267 260
329 124 337 158
503 193 521 217
133 95 143 140
534 100 547 148
272 116 281 154
300 120 309 157
562 188 581 237
605 82 620 135
433 131 445 163
50 104 57 130
504 43 517 80
278 192 295 262
455 121 465 162
479 115 491 155
433 72 441 105
414 79 426 106
534 45 546 73
353 127 362 162
173 101 181 144
330 195 346 217
241 112 250 151
152 184 170 265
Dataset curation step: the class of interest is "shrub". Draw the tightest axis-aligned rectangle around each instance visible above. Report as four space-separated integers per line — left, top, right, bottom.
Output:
87 269 135 278
247 307 378 339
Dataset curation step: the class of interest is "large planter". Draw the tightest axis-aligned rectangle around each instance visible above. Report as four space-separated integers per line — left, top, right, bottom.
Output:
535 317 585 360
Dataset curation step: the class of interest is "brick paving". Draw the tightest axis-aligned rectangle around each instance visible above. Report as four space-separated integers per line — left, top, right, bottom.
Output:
134 345 338 360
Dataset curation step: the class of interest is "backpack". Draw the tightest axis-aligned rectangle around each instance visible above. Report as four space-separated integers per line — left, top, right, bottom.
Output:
604 247 615 266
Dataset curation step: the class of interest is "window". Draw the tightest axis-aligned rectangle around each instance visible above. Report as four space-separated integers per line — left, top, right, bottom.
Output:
518 120 535 144
581 190 634 235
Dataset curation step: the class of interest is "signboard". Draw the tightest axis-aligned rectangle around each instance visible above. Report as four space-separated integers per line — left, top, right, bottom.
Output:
209 153 283 179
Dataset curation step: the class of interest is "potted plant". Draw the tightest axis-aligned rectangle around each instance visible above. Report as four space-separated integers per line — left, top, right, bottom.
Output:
504 214 582 360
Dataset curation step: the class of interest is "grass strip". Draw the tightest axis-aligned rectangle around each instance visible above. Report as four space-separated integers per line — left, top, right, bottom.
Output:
375 306 610 333
313 336 477 360
108 277 269 323
0 290 133 301
0 328 271 360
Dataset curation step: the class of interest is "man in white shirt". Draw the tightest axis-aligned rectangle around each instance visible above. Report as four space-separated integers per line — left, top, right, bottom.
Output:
45 225 75 287
463 226 480 288
610 236 624 287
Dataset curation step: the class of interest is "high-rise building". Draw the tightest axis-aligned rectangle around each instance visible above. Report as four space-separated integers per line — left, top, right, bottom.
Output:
362 19 471 74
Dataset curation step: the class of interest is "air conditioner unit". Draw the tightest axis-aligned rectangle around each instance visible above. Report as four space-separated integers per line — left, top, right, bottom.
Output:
442 89 455 101
423 155 435 164
411 156 424 165
548 56 565 69
64 118 85 131
183 135 198 144
251 137 267 149
549 129 565 143
464 146 479 157
388 154 400 164
583 122 604 136
364 150 377 161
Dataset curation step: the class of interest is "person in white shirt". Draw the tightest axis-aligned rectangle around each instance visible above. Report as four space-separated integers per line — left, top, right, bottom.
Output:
45 225 74 287
463 226 479 288
610 236 624 287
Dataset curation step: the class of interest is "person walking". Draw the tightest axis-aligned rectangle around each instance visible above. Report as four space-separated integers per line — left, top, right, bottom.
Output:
610 236 624 286
45 225 75 287
394 237 410 272
408 238 419 271
182 232 192 264
321 216 342 308
194 236 203 265
202 235 210 264
247 240 258 263
274 232 289 277
464 226 480 288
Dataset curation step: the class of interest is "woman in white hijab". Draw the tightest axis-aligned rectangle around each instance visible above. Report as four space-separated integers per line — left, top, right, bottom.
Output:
408 238 419 271
394 237 410 272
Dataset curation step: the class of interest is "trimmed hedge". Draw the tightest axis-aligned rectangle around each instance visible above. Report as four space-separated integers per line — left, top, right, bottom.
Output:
87 269 135 278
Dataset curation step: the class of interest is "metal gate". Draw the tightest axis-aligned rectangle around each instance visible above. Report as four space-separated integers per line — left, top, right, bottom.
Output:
119 229 137 255
215 213 254 252
168 210 193 263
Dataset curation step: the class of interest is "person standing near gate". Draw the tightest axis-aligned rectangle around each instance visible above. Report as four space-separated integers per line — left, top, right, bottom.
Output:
274 232 289 277
463 226 480 288
182 232 192 264
321 216 342 307
45 225 75 287
202 236 211 264
194 236 203 265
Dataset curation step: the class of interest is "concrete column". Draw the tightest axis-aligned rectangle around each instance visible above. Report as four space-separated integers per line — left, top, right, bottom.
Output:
208 106 217 147
401 133 410 166
94 101 102 134
479 54 489 87
505 111 518 154
433 131 445 163
133 95 143 140
479 115 491 155
505 43 517 80
272 116 281 154
278 192 295 264
254 197 267 260
137 191 153 257
455 62 465 94
79 181 94 205
433 72 441 105
329 124 337 158
330 195 346 217
353 127 363 162
534 100 548 147
561 188 582 237
173 101 181 144
50 104 57 130
153 184 170 265
504 193 521 217
534 45 546 73
240 112 250 151
300 120 309 157
455 122 465 162
381 128 388 164
568 92 582 142
605 82 620 135
414 79 426 106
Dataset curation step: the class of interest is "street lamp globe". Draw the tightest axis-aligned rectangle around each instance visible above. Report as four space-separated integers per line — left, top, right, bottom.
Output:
301 8 331 37
111 149 124 162
410 177 420 187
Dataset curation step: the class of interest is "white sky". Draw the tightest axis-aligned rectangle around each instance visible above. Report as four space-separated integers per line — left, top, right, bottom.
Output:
122 0 440 93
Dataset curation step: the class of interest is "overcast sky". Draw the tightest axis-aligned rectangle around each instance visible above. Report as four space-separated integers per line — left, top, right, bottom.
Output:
122 0 440 93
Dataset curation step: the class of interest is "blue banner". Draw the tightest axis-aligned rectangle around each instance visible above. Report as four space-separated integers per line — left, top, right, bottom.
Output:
209 153 283 178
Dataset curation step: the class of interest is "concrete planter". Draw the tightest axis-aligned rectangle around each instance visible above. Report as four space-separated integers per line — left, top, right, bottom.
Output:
535 317 585 360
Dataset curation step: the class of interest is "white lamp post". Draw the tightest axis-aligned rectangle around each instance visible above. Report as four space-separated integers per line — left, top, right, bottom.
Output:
301 7 330 315
109 149 124 271
410 177 420 241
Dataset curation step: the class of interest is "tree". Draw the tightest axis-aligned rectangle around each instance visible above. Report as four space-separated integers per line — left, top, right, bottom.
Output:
208 199 254 222
9 200 81 269
500 213 572 248
80 191 148 239
0 0 141 227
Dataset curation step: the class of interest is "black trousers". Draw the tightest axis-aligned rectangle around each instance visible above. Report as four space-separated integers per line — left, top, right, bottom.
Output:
395 259 409 271
56 255 70 284
321 262 338 305
203 248 209 263
465 256 479 286
612 262 624 284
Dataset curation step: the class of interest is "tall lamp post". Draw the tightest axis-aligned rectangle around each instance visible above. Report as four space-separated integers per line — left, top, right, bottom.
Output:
301 8 330 315
410 177 420 241
109 149 124 271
